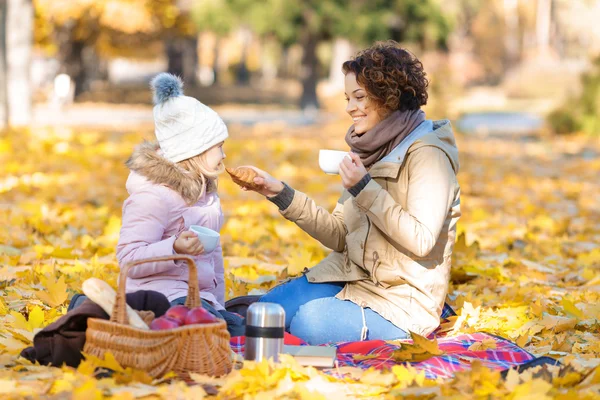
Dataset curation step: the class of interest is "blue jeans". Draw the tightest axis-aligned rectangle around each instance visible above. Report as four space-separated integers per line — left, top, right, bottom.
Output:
259 275 409 345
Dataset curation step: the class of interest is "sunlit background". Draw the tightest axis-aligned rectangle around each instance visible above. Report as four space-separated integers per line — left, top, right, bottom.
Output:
0 0 598 134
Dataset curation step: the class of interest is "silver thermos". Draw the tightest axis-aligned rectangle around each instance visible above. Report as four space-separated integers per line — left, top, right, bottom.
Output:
244 302 285 362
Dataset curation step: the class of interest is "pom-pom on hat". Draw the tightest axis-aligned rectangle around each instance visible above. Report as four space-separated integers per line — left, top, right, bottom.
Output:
150 73 228 163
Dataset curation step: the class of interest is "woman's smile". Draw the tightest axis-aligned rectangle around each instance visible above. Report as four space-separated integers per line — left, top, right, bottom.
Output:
344 72 383 134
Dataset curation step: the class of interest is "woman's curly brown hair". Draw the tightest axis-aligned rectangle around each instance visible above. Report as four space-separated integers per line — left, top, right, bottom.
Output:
342 41 428 115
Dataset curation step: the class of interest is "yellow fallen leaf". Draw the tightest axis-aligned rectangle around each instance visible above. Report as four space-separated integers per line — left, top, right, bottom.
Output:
72 379 103 400
36 275 68 308
391 364 425 388
410 332 443 356
226 273 249 298
541 314 577 333
561 298 584 320
454 232 480 258
0 298 7 316
516 334 529 348
28 306 45 329
509 378 553 400
81 351 125 373
9 306 45 333
391 332 443 362
468 338 497 351
577 248 600 268
286 251 314 276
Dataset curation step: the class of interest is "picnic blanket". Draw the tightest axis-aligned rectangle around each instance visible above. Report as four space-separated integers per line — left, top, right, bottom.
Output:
230 305 539 379
230 332 536 379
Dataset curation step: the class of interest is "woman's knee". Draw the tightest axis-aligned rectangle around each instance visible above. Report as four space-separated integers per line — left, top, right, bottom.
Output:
289 298 340 344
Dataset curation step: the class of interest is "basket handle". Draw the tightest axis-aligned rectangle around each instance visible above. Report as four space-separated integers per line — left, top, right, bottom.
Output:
112 255 200 325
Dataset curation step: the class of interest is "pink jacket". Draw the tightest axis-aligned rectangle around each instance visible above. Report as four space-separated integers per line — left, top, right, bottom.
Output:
116 142 225 309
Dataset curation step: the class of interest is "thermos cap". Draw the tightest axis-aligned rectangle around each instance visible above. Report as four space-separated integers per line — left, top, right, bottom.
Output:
246 302 285 328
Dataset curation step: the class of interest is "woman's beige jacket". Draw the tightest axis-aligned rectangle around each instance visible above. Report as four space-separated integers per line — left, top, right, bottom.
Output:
280 120 461 336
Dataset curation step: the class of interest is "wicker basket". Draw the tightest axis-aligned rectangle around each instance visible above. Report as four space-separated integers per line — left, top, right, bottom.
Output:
83 255 232 379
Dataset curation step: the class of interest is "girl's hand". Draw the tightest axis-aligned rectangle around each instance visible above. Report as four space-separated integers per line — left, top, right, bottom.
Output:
239 166 285 197
174 231 204 256
340 152 368 189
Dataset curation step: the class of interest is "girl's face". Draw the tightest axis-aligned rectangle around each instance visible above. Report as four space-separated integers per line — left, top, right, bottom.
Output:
204 141 226 171
344 72 384 134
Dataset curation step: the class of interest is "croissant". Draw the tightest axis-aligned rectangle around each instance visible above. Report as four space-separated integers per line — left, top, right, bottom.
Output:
226 166 261 191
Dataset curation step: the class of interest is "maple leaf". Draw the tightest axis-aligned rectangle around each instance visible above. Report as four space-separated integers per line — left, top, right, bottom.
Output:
510 379 553 400
391 364 426 389
35 275 68 308
454 232 480 258
468 338 497 351
0 298 7 316
391 332 443 362
10 306 45 332
540 314 577 333
561 298 584 320
577 248 600 268
286 251 314 276
516 334 529 348
226 273 249 299
72 379 103 400
81 351 125 373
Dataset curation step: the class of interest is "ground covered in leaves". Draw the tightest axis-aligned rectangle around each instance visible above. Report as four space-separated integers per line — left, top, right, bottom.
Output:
0 121 599 399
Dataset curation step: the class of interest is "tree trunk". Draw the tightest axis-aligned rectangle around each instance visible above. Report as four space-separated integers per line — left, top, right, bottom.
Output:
182 36 198 85
55 24 87 98
212 37 221 84
278 45 290 79
236 27 251 85
0 0 8 129
299 30 320 111
166 36 198 85
536 0 552 57
503 0 520 64
6 0 32 125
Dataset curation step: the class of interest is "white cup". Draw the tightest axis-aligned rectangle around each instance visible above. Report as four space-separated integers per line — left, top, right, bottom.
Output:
319 149 351 175
189 225 220 253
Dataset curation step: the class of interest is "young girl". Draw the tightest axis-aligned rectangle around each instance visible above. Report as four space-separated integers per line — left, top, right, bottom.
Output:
116 73 243 335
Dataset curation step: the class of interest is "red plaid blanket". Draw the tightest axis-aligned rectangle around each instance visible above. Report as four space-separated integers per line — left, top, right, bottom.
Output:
230 332 535 379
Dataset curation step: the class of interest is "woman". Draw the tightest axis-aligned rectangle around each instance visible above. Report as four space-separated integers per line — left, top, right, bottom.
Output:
245 41 460 345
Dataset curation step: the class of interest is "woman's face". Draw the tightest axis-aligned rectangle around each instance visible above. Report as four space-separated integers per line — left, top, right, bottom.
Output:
204 141 226 171
344 72 383 134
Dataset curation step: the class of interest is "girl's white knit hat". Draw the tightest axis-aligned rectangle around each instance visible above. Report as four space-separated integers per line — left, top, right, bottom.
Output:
150 73 228 163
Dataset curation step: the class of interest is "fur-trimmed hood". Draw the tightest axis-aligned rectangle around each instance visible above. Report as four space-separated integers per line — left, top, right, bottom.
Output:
125 141 210 204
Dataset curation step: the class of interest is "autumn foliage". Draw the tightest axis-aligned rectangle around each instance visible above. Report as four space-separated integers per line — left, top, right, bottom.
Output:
0 122 599 398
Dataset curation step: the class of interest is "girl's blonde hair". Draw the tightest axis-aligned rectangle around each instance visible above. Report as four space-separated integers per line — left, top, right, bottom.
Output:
177 152 224 203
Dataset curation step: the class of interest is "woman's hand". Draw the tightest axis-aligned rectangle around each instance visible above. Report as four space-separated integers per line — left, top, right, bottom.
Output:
239 166 285 197
174 231 204 256
340 152 368 189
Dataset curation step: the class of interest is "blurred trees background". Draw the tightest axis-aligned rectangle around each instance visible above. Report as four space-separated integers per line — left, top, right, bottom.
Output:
191 0 450 110
34 0 196 96
0 0 599 133
0 0 33 128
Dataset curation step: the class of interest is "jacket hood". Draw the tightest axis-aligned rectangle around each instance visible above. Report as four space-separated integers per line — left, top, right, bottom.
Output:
408 119 459 173
125 141 207 204
369 119 459 179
